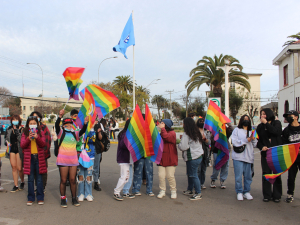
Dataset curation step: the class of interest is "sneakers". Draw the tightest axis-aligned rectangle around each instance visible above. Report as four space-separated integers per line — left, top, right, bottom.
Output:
189 193 202 200
273 199 280 203
201 185 206 190
171 190 177 199
19 183 25 191
210 180 216 188
183 190 193 195
113 194 123 201
94 183 102 191
134 192 142 196
72 197 80 206
237 193 243 201
263 198 270 202
78 194 84 202
157 190 166 199
86 195 93 202
27 201 33 206
123 193 136 199
243 192 253 200
61 199 67 208
147 192 155 197
285 195 294 203
10 186 19 193
38 201 44 205
220 182 226 189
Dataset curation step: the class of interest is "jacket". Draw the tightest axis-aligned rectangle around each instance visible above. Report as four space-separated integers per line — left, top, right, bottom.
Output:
5 126 23 160
257 120 282 157
178 132 203 162
159 128 178 167
282 124 300 145
40 123 51 159
21 132 47 175
116 132 131 164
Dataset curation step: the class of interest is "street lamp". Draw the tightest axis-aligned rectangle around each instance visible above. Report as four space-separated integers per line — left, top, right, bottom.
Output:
98 56 118 83
146 79 161 89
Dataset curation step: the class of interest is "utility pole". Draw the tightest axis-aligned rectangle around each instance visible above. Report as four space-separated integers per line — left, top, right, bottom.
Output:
165 90 174 119
22 71 24 96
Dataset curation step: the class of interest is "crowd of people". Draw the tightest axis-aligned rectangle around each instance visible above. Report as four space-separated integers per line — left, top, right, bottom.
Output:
1 107 300 207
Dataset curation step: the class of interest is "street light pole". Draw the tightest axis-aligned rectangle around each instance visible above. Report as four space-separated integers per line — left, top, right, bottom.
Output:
98 56 118 83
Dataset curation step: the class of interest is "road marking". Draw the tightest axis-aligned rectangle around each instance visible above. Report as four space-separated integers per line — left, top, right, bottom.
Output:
0 217 22 225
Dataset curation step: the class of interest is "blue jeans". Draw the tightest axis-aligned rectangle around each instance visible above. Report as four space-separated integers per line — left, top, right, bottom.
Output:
123 164 133 194
132 158 153 194
197 159 207 186
78 159 94 198
93 153 101 183
211 153 229 182
233 160 252 194
186 157 202 194
28 155 44 201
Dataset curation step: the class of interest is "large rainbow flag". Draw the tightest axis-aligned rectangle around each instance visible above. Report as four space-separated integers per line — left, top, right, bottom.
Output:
62 67 85 100
204 100 231 170
264 143 300 184
124 105 145 162
145 104 163 163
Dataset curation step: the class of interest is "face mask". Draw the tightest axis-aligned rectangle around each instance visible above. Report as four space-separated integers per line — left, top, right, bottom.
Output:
64 128 71 132
198 123 204 128
12 121 19 126
287 117 294 124
29 125 37 129
242 120 250 127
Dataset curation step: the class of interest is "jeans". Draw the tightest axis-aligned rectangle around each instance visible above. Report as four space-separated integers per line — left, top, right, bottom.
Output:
123 164 133 195
197 159 207 186
132 158 153 194
211 153 229 182
114 164 130 195
78 159 94 198
28 155 44 201
233 160 252 194
186 157 202 194
93 153 101 184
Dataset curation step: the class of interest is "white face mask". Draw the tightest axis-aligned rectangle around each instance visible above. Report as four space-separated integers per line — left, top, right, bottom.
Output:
29 125 37 129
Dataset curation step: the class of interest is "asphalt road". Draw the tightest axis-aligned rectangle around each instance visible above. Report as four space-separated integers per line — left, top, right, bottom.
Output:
0 136 300 225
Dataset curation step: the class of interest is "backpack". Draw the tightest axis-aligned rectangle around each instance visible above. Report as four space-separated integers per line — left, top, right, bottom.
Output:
54 130 77 157
95 129 110 154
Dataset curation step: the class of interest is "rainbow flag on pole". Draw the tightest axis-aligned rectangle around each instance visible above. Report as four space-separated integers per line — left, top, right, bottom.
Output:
264 143 300 184
252 127 259 139
63 67 85 100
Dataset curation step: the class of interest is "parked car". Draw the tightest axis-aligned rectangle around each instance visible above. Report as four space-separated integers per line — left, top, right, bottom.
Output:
1 120 11 135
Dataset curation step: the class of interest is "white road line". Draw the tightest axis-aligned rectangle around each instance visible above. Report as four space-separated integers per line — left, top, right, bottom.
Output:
0 217 22 225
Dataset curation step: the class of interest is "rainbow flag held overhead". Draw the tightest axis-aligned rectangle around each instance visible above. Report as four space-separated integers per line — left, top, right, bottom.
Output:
145 104 163 163
264 143 300 184
124 105 145 162
252 127 259 139
63 67 85 100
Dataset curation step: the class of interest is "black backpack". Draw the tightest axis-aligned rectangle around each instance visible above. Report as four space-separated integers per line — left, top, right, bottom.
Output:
94 123 110 154
54 131 77 157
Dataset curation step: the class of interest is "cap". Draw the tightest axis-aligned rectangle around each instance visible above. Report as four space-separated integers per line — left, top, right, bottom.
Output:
62 118 73 125
283 110 299 118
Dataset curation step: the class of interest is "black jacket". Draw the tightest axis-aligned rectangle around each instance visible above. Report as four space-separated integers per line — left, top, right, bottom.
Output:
282 124 300 145
257 120 282 157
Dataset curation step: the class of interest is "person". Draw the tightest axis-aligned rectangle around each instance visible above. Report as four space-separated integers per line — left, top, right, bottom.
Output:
55 109 87 208
157 119 178 199
109 117 119 140
30 111 51 193
5 115 25 192
210 123 233 189
231 115 257 201
282 110 300 203
178 117 203 200
196 118 211 189
100 118 109 137
77 120 100 202
256 108 283 203
92 119 102 192
113 119 135 201
20 116 46 206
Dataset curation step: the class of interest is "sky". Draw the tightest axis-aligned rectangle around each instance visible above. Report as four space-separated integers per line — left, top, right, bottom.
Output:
1 0 300 108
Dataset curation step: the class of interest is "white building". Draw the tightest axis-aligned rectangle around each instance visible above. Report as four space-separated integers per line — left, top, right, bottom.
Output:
273 40 300 124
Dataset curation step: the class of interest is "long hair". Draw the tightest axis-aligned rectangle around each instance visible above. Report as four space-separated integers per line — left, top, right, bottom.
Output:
23 117 41 137
237 114 252 131
183 117 202 142
100 118 107 127
118 119 131 139
10 115 22 125
260 108 275 122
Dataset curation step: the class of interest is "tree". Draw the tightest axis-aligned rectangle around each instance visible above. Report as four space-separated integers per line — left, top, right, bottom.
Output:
136 85 150 110
3 96 21 116
113 75 133 93
283 32 300 47
186 54 251 97
151 95 166 120
34 101 53 116
229 90 244 125
172 101 182 118
237 87 260 122
188 97 206 117
0 87 13 106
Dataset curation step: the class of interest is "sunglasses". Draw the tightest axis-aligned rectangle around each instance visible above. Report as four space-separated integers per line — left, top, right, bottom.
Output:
28 116 37 120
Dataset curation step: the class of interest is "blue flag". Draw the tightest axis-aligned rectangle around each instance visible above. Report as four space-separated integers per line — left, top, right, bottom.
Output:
113 13 135 59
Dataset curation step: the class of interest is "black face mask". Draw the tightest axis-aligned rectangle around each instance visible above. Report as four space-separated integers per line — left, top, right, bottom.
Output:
286 117 294 124
242 120 250 127
198 123 204 128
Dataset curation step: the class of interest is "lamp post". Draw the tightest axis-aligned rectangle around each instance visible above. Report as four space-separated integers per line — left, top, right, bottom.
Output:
145 79 161 105
98 56 118 83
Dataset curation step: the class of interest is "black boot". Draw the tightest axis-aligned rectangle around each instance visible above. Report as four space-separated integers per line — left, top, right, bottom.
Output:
94 183 102 191
61 198 67 208
72 197 80 207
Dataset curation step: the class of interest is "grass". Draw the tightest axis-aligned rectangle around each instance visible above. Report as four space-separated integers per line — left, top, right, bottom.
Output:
173 127 184 132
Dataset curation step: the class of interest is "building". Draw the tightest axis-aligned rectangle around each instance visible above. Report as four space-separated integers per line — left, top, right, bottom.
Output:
273 41 300 124
20 96 83 119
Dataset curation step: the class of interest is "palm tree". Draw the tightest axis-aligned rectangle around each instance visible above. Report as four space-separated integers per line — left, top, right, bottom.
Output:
113 75 133 93
283 32 300 47
185 54 251 97
151 95 166 119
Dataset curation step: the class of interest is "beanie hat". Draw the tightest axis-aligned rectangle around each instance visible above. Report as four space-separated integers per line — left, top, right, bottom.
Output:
162 119 173 129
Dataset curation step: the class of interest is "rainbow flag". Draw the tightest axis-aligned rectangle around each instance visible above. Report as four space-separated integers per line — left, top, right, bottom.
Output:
63 67 85 100
204 100 231 170
111 131 115 139
145 104 163 163
124 105 145 162
252 127 259 139
199 116 203 118
6 141 11 154
264 143 300 184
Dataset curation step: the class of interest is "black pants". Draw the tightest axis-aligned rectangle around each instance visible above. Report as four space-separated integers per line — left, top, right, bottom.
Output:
261 156 282 199
287 155 300 195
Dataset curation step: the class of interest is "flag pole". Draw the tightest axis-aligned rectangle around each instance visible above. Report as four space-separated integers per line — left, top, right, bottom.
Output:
132 10 135 110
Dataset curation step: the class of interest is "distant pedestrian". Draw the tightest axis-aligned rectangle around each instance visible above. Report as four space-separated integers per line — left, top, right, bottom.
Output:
109 117 119 140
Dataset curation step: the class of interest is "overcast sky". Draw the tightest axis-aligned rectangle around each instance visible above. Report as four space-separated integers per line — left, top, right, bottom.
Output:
1 0 299 107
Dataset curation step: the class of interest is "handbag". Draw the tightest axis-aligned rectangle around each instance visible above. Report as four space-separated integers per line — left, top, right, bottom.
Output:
233 129 250 154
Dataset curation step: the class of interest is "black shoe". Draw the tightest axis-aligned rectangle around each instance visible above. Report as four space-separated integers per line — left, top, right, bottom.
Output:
263 198 270 202
123 193 136 199
72 197 80 207
113 194 123 201
10 186 19 193
285 195 294 203
94 183 102 191
61 199 67 208
19 183 25 191
273 199 280 203
66 180 70 186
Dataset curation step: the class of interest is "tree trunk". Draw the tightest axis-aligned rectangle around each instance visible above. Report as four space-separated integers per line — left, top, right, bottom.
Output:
158 108 161 120
213 85 223 98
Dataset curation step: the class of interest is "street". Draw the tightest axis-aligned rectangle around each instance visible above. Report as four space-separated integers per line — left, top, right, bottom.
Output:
0 136 299 225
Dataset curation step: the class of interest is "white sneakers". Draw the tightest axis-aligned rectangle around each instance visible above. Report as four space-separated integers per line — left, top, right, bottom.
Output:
86 195 94 202
78 194 94 202
171 190 177 199
237 192 253 201
78 194 84 202
157 190 166 199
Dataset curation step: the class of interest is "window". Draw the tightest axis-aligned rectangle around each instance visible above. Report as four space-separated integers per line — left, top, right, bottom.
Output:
23 114 25 119
230 82 235 90
284 100 289 114
283 65 288 86
30 106 33 110
23 106 26 110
